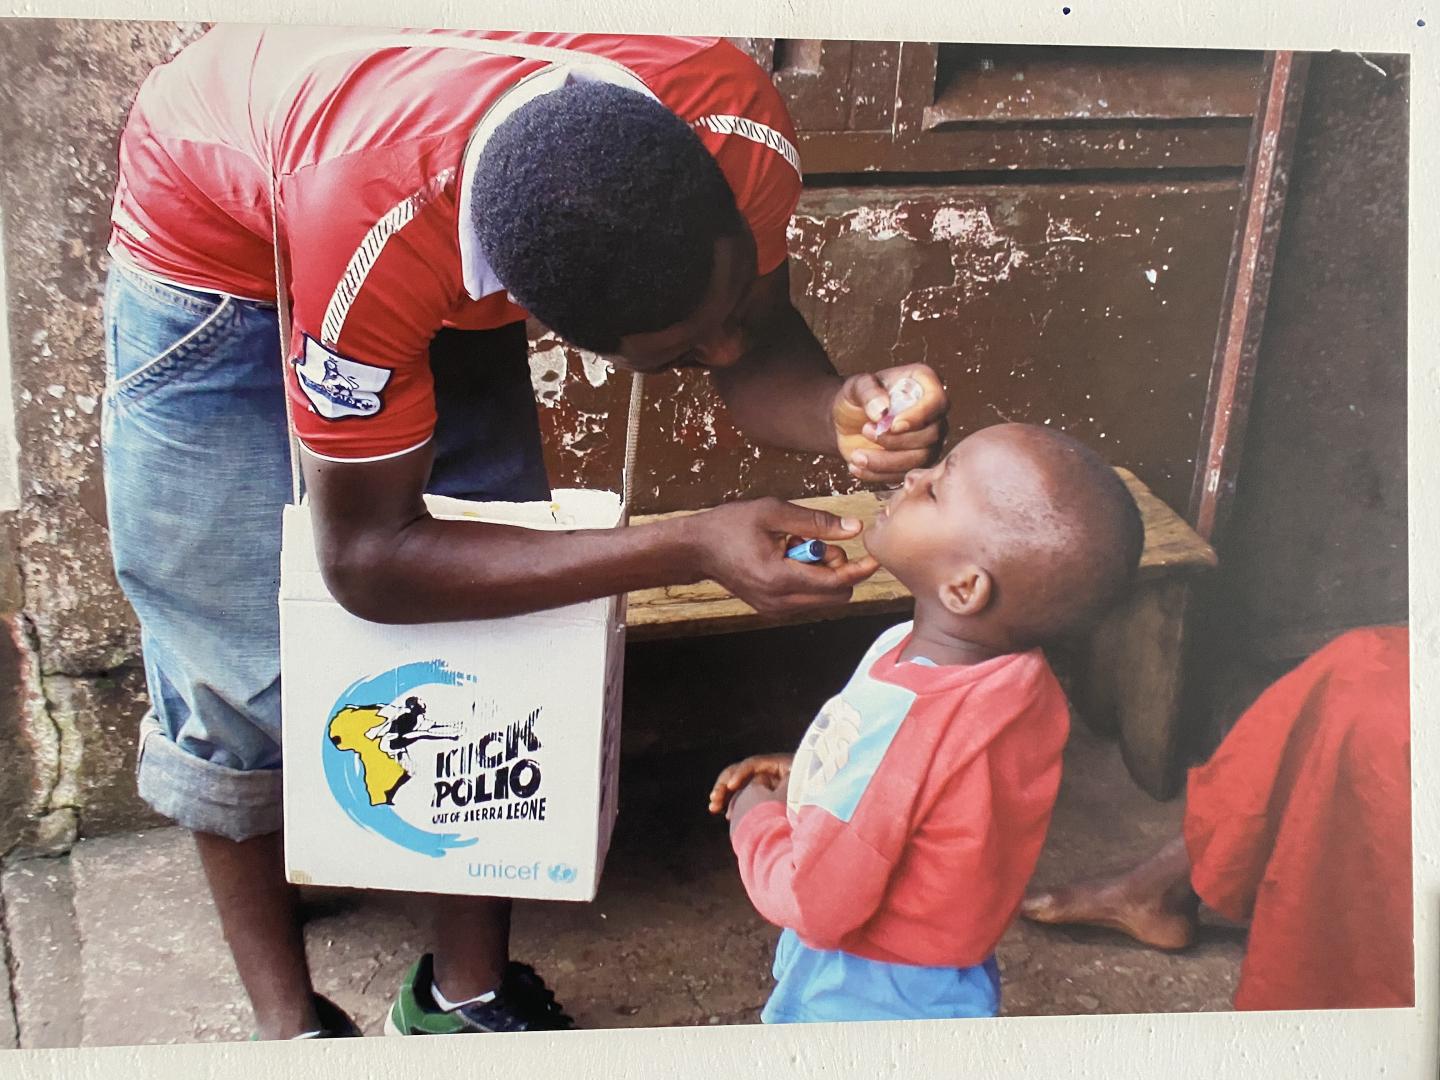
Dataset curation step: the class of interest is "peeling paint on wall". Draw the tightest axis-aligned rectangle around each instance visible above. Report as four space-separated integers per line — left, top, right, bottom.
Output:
529 181 1236 515
580 352 612 388
528 340 569 406
846 205 909 242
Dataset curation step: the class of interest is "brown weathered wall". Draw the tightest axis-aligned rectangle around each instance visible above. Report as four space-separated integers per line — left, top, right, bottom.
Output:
537 182 1237 515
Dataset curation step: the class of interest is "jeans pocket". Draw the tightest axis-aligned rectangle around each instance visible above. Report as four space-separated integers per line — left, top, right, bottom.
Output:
104 266 235 405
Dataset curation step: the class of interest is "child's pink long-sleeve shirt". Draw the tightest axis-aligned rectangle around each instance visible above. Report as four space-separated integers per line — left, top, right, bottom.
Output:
732 622 1070 968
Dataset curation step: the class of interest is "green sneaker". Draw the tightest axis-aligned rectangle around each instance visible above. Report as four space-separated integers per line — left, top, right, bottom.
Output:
385 953 575 1035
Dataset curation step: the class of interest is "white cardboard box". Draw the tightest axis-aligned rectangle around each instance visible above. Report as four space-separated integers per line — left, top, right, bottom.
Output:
279 490 626 901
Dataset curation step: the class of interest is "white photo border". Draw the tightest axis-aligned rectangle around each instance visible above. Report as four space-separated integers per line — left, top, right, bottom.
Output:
0 0 1432 1076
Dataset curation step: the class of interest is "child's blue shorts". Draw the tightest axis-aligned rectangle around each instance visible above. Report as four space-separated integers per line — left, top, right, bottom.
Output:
762 928 1002 1024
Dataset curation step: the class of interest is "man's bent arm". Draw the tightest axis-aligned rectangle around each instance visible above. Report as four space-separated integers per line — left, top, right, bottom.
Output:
711 261 843 456
301 440 873 624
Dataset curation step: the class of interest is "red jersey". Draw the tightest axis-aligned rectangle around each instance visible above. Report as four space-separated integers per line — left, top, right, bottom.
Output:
110 28 803 460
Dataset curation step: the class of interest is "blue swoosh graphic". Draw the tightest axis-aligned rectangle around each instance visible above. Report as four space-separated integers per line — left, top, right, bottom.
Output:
321 659 480 858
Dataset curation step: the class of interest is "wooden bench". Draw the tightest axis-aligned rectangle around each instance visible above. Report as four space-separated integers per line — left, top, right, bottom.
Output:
627 469 1215 798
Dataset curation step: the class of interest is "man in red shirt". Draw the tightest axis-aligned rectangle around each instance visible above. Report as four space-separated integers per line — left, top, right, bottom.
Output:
103 28 947 1037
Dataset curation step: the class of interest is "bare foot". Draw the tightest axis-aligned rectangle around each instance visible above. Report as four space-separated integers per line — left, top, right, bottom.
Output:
1020 836 1199 951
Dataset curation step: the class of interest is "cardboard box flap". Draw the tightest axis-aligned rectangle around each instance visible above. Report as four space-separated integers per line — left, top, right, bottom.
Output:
281 489 625 610
425 489 622 530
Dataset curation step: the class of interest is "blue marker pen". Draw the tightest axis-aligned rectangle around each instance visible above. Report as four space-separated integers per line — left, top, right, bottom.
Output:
785 539 827 563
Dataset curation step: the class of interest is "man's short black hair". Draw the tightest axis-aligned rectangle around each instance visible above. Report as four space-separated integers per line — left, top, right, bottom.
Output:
472 81 747 354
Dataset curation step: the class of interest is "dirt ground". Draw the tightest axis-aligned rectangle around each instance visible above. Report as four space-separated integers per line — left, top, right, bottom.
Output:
487 725 1242 1029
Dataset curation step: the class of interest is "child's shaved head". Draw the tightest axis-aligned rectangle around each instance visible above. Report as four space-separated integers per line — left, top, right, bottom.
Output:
865 423 1143 651
966 425 1143 643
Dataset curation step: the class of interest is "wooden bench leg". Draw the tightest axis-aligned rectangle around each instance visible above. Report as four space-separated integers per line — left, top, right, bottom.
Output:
1072 578 1195 799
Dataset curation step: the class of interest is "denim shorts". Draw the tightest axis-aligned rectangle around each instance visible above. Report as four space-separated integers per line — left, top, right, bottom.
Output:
101 260 549 841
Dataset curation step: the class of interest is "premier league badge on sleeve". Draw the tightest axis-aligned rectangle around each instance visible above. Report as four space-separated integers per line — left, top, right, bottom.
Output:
292 336 393 419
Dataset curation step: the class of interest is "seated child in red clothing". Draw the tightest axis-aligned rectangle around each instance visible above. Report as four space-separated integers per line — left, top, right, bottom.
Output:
709 422 1143 1023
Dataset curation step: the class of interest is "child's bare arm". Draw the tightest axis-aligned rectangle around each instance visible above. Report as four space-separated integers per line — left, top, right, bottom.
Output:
708 753 795 815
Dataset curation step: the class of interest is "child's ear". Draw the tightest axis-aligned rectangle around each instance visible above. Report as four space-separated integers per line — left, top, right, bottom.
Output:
938 565 992 618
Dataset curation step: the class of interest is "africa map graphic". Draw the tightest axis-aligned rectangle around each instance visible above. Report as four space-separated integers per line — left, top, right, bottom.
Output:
328 695 462 805
322 660 479 857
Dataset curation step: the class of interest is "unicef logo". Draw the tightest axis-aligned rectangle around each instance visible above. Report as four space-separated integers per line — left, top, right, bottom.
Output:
548 863 577 884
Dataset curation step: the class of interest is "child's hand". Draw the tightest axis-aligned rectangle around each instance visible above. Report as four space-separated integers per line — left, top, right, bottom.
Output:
725 775 789 828
708 753 794 815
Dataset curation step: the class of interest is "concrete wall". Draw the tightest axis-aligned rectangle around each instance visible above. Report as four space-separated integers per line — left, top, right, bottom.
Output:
1210 51 1408 653
0 19 204 854
1182 52 1409 754
0 207 19 515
